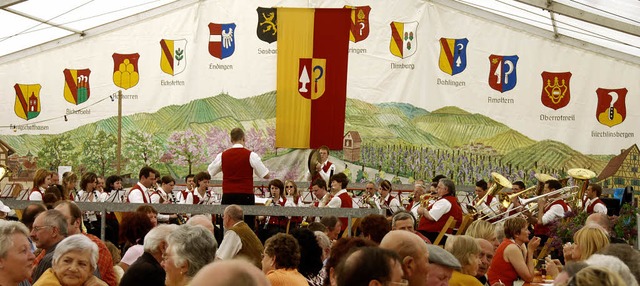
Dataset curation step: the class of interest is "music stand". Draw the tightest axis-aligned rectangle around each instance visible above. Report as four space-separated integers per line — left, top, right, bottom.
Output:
0 184 14 198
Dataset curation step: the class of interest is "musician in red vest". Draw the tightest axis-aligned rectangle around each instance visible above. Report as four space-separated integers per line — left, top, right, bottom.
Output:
208 128 270 227
416 178 463 244
406 180 426 219
583 183 607 214
326 172 353 233
311 145 335 184
535 179 571 244
28 169 52 201
378 179 401 217
127 166 156 203
473 179 501 221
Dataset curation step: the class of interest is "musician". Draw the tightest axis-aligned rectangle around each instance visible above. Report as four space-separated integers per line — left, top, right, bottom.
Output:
583 183 607 214
504 181 526 217
406 180 425 220
151 176 179 224
127 166 156 203
311 179 331 208
327 172 353 233
193 172 213 204
416 178 463 244
379 180 402 216
535 179 571 242
474 179 501 220
311 145 335 184
75 172 100 236
261 179 288 241
185 174 195 192
284 180 303 227
208 127 270 227
28 168 52 201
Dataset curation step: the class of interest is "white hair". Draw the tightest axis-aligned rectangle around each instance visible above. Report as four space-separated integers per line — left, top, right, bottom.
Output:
144 224 178 253
53 234 98 270
314 231 331 251
586 254 639 286
0 221 29 258
167 224 217 277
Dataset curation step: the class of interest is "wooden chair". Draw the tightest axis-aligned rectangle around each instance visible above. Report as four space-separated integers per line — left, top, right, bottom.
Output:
537 237 555 260
433 216 457 246
455 214 474 235
341 217 362 238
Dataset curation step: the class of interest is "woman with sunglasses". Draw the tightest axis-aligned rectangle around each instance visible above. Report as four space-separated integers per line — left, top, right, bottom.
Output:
284 180 303 228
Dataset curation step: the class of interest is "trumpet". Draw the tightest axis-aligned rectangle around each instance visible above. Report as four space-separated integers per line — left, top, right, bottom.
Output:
493 185 578 223
361 193 379 209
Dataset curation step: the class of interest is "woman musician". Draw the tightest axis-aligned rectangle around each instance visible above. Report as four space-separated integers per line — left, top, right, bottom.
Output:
378 180 402 217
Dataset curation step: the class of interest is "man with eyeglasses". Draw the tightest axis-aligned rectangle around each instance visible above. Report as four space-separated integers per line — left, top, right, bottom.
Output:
30 209 68 282
380 230 430 286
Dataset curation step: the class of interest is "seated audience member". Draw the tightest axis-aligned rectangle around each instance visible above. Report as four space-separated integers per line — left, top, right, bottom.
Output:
307 222 328 233
186 214 215 234
136 205 159 227
21 203 47 231
190 259 270 286
359 214 390 244
597 243 640 284
487 217 540 286
320 216 342 241
314 231 331 265
552 262 588 286
117 212 154 272
120 224 178 286
445 235 483 286
426 244 462 286
585 213 626 243
335 247 405 286
104 241 123 283
391 211 431 243
569 266 626 286
323 237 378 286
585 254 639 286
547 224 611 279
291 228 325 286
261 233 309 286
475 238 495 285
0 221 36 286
33 234 106 286
161 224 217 286
465 220 500 249
216 205 263 268
53 200 117 286
31 210 68 282
380 230 430 286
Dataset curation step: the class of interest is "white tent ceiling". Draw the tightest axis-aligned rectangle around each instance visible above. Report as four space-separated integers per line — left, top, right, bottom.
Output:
1 0 639 63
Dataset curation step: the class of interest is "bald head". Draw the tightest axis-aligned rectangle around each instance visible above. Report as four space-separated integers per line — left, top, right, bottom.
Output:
187 215 214 234
190 259 269 286
586 213 611 232
380 230 428 259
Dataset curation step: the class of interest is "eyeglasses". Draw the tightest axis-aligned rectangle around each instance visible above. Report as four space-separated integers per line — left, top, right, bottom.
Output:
285 186 294 188
387 279 409 286
32 225 53 232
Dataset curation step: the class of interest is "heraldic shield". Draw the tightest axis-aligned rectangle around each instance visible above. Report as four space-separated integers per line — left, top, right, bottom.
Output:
14 83 41 121
541 71 571 110
257 7 277 44
160 39 187 76
488 55 518 93
439 38 468 76
298 58 326 100
596 87 627 127
209 23 236 59
63 68 91 105
112 53 140 90
345 5 370 43
389 21 418 59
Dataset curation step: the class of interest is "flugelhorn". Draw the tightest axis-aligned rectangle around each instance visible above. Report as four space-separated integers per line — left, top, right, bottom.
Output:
567 168 596 210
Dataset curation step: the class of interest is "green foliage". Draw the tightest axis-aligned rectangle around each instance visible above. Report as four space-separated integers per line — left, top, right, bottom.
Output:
36 134 78 170
612 204 638 244
80 131 117 176
123 130 164 175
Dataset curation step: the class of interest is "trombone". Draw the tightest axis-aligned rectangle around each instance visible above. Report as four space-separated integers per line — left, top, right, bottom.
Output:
494 185 578 223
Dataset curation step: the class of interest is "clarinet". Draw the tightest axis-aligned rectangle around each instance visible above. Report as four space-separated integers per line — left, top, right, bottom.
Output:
169 192 187 224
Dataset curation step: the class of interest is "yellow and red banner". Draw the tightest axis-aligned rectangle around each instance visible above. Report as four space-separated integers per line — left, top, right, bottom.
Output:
275 8 350 150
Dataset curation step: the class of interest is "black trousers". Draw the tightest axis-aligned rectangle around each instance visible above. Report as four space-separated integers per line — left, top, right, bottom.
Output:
222 193 255 228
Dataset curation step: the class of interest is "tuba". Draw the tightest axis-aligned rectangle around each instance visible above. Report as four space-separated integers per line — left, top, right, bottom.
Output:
567 168 596 211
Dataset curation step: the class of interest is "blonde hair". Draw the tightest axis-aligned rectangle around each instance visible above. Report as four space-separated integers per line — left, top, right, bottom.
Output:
465 220 497 241
570 266 626 286
284 180 300 199
445 235 480 271
573 225 609 260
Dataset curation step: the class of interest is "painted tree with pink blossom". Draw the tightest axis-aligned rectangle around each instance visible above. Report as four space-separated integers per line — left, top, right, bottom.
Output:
205 127 229 158
165 130 208 175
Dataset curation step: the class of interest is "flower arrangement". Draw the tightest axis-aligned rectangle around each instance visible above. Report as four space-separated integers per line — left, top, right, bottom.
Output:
611 203 638 245
548 210 588 252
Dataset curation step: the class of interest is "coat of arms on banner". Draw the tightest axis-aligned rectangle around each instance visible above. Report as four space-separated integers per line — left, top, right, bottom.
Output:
541 71 571 110
298 58 326 100
389 21 418 59
160 39 187 76
257 8 277 44
596 88 627 127
439 38 468 76
14 84 41 121
345 5 370 43
112 53 140 90
209 23 236 59
63 68 91 105
488 55 518 93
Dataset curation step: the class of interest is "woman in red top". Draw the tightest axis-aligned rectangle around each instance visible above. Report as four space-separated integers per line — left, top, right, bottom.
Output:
488 217 541 286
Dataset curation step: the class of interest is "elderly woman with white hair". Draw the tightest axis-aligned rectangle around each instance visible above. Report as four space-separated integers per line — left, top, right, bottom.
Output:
0 221 36 286
161 224 217 286
120 224 178 286
33 234 107 286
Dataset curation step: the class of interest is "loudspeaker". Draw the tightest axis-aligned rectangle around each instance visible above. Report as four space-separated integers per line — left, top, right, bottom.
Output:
601 198 621 216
